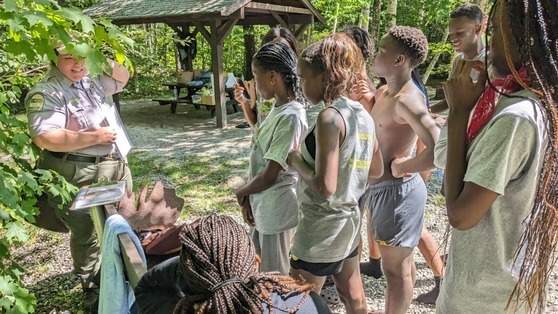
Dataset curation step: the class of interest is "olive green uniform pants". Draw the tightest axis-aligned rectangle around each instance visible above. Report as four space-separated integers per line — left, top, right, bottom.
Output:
39 152 132 289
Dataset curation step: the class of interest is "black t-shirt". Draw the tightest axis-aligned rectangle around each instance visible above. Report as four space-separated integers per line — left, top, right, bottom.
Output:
134 256 332 314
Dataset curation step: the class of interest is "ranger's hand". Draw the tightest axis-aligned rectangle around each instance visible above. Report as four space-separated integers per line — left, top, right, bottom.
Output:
96 127 117 144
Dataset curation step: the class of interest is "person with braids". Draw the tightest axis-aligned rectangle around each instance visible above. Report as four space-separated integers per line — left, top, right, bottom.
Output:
234 27 298 130
134 214 331 313
434 0 556 312
288 33 383 314
234 41 307 275
359 26 440 314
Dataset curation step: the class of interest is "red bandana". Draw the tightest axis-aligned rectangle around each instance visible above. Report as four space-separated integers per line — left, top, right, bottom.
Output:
466 67 531 143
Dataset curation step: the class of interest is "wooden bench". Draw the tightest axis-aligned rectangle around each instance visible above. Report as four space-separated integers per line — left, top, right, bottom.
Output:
152 98 216 116
154 82 240 117
90 203 146 289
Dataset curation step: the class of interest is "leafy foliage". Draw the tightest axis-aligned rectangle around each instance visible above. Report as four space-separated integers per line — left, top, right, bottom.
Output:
0 0 131 311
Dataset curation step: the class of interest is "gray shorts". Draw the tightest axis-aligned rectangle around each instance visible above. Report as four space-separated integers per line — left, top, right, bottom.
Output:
363 173 426 248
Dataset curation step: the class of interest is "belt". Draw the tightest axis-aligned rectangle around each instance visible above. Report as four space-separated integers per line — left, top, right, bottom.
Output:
47 151 121 163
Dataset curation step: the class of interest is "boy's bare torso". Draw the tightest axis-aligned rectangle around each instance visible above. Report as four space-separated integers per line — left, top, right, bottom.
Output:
371 81 428 183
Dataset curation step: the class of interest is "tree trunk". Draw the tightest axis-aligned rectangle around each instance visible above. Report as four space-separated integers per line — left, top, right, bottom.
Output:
417 0 425 28
386 0 397 29
332 3 340 33
360 3 370 31
369 0 382 45
473 0 489 11
423 27 450 83
243 25 256 80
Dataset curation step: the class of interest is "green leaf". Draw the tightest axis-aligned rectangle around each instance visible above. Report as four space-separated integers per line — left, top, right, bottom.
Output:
5 222 28 243
12 287 37 313
35 169 53 182
0 176 19 209
17 172 39 192
0 277 18 296
0 296 13 309
22 11 53 28
20 198 38 222
5 16 27 35
79 15 95 34
11 133 29 147
4 0 18 12
57 7 84 24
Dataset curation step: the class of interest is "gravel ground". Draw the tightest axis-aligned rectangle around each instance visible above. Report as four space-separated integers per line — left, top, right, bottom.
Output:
14 100 558 313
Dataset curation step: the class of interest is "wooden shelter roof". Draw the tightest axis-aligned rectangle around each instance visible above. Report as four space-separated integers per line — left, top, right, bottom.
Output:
84 0 325 26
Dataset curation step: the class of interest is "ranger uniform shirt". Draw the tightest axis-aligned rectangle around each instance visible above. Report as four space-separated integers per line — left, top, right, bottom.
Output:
26 66 127 156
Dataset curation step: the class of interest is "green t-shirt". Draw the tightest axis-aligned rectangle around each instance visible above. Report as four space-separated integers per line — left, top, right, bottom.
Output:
434 90 547 313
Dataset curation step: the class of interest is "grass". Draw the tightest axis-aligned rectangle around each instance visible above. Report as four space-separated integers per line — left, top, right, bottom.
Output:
127 151 249 218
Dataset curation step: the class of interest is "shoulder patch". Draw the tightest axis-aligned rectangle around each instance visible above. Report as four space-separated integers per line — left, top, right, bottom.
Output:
26 94 45 112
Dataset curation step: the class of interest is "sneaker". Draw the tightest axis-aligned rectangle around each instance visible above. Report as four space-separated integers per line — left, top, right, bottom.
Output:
83 287 99 313
360 258 383 279
415 285 440 304
235 122 250 129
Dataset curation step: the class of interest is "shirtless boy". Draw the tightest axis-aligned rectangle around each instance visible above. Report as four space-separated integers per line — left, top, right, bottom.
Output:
366 26 440 313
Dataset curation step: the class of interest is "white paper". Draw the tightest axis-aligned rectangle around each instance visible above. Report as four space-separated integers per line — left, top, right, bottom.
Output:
100 105 132 158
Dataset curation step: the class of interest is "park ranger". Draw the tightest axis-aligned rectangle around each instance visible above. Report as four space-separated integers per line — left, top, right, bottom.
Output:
25 41 132 306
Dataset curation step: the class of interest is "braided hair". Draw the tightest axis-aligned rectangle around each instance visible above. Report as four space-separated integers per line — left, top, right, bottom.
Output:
342 26 374 61
484 0 558 312
300 33 365 106
173 215 313 314
261 27 298 56
253 41 303 103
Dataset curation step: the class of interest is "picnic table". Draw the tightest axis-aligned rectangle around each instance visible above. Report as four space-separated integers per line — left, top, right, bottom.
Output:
153 82 240 117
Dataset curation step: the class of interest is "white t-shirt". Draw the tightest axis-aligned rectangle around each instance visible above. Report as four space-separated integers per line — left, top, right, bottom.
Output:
248 101 308 234
434 90 547 313
450 48 487 81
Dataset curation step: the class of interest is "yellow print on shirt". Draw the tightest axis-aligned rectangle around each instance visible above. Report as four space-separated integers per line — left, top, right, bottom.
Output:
349 158 370 170
358 133 372 140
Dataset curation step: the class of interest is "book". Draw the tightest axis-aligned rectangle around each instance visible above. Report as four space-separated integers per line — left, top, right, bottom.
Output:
71 181 126 210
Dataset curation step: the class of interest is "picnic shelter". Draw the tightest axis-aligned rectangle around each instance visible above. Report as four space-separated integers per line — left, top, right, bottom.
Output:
85 0 325 128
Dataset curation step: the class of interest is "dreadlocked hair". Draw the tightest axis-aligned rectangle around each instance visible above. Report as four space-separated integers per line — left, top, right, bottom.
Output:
342 26 374 61
486 0 558 312
300 33 365 106
388 26 428 67
173 215 314 314
253 41 303 104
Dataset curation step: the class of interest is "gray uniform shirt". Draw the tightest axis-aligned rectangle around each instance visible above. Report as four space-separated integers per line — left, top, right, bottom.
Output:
26 66 127 156
434 90 546 313
291 96 375 263
249 101 308 235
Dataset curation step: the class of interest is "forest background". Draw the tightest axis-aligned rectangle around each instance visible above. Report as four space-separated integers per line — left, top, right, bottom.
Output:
0 0 488 312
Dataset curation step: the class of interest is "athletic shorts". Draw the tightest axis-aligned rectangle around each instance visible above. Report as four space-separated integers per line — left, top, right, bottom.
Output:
290 246 359 277
364 173 426 248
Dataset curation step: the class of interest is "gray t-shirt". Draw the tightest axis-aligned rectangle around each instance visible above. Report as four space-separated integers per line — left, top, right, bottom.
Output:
248 101 308 234
292 96 375 263
434 90 546 313
26 66 126 156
